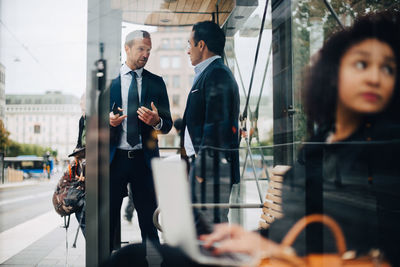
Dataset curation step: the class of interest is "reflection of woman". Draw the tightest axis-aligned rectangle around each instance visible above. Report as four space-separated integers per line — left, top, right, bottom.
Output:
202 11 400 266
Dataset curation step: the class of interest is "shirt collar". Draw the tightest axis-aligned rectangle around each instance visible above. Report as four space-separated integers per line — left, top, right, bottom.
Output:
194 55 221 76
121 63 143 78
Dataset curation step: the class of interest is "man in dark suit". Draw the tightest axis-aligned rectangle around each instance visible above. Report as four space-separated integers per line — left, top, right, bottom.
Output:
182 21 240 225
109 30 172 251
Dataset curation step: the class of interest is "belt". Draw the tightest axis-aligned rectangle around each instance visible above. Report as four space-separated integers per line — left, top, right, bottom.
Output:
117 149 144 159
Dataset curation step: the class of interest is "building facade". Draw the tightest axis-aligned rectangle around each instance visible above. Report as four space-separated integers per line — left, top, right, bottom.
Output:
0 63 5 122
145 26 194 147
4 91 81 159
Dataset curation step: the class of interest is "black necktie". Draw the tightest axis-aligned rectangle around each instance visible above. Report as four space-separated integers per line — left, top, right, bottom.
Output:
127 71 140 147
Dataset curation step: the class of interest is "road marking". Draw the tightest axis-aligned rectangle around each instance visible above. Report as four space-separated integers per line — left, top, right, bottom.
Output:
0 210 62 264
0 191 53 206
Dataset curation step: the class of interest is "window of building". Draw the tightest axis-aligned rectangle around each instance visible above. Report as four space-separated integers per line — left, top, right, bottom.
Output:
163 75 169 86
174 38 183 49
172 75 180 88
161 38 170 49
172 94 180 107
160 56 170 68
34 124 40 134
171 56 181 68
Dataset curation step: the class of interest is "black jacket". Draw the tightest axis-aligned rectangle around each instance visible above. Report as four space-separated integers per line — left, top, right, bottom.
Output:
76 115 85 148
264 118 400 265
109 69 172 166
182 58 240 183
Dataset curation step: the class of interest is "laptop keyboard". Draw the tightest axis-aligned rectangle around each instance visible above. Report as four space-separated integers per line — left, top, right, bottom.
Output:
198 244 244 261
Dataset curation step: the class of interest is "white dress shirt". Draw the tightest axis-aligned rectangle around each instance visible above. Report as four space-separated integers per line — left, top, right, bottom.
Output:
118 63 162 150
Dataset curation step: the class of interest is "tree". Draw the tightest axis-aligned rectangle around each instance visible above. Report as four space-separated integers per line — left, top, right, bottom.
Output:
291 0 400 144
0 120 11 153
6 141 57 157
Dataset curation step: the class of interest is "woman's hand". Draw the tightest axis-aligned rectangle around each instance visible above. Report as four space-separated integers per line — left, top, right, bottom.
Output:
199 224 279 258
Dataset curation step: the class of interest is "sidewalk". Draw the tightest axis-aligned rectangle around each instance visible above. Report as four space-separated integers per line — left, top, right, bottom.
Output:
0 180 266 267
1 214 85 267
0 179 42 189
0 197 161 267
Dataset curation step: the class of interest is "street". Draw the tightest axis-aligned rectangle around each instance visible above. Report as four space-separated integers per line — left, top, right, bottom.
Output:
0 175 86 266
0 173 143 266
0 180 55 233
0 171 266 266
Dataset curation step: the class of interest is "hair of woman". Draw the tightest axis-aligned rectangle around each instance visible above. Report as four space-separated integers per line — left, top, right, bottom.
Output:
303 11 400 127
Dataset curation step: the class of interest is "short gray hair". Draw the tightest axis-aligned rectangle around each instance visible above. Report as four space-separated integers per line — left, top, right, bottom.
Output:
125 30 151 47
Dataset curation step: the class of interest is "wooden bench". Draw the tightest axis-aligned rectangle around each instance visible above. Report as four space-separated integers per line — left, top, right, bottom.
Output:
259 165 291 229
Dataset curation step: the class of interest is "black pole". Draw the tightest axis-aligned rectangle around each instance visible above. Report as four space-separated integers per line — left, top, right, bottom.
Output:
240 0 269 122
0 152 4 184
323 0 345 30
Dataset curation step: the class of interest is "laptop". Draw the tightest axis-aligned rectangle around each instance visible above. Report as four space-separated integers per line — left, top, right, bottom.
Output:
151 158 254 266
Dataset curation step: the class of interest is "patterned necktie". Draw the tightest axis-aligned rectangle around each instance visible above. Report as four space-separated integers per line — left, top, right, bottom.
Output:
127 71 140 147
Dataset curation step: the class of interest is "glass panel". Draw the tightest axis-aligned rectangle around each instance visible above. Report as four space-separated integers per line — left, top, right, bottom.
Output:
3 0 397 265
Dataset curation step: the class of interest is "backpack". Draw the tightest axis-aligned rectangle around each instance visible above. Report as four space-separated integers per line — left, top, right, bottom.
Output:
52 159 85 216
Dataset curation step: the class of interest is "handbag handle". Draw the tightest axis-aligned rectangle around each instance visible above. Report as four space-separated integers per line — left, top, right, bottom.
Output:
281 214 347 255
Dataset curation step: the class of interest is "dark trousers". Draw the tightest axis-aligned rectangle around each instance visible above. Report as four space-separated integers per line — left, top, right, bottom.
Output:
110 149 160 251
75 206 86 238
189 158 233 225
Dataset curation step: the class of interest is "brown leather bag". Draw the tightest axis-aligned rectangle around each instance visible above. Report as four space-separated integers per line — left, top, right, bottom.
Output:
259 214 391 267
52 159 85 217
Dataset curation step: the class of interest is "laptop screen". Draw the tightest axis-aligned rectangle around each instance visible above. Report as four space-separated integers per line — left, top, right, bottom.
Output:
151 158 198 253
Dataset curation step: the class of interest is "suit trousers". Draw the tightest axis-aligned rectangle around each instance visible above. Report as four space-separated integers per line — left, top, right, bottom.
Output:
110 149 160 251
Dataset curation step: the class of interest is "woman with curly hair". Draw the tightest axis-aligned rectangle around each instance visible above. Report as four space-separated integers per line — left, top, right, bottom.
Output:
203 10 400 266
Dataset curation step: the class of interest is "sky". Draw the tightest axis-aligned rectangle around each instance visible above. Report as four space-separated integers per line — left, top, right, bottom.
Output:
0 0 88 98
0 0 271 99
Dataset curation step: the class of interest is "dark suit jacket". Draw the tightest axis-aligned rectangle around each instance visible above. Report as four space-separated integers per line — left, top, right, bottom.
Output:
182 58 240 183
109 69 172 166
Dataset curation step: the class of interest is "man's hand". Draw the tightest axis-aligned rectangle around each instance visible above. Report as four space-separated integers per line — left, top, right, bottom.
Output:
137 102 160 127
196 176 204 183
109 107 127 127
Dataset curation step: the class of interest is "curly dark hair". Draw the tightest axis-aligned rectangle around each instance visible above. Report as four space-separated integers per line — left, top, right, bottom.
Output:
192 21 225 56
303 11 400 127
